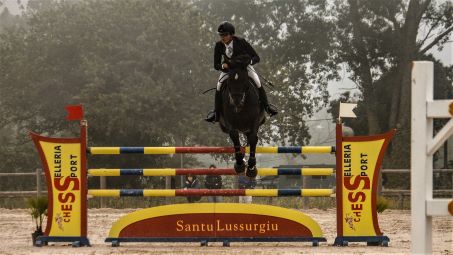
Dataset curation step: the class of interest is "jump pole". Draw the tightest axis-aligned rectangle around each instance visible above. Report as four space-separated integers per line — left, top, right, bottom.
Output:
88 168 335 176
87 188 335 197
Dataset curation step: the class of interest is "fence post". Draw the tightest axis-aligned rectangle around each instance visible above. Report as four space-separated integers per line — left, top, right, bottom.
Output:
36 168 41 198
399 193 404 209
302 176 308 208
100 176 106 208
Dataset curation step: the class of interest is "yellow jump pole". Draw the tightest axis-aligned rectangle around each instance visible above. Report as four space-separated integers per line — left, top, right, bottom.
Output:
88 168 335 176
88 188 335 197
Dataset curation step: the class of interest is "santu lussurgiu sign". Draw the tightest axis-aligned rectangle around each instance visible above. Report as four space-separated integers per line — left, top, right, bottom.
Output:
176 219 279 233
120 214 309 237
107 204 324 239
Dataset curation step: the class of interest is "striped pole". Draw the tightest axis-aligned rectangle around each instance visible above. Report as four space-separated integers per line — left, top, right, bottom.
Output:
88 168 335 177
88 146 335 155
87 188 335 197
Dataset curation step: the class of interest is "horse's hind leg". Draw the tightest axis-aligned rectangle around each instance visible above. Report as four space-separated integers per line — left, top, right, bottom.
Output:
246 131 258 178
229 130 245 174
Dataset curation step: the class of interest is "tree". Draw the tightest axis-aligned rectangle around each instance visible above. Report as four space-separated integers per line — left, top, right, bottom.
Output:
196 0 453 168
0 0 225 192
194 0 339 146
330 0 453 167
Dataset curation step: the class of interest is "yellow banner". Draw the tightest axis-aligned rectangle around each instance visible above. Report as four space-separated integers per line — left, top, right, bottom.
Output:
40 141 82 237
341 139 384 236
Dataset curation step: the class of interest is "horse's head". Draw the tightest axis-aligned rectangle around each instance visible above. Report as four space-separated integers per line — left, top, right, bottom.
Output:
226 68 249 113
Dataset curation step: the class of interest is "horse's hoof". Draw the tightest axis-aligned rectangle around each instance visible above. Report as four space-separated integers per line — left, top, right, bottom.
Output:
246 166 257 178
234 162 246 174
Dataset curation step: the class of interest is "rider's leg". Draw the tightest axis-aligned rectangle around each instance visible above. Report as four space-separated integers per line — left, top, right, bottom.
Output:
205 72 229 122
247 66 278 116
257 86 278 116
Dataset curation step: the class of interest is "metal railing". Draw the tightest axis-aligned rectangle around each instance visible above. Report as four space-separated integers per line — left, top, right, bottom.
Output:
0 169 108 206
380 169 453 208
0 169 45 198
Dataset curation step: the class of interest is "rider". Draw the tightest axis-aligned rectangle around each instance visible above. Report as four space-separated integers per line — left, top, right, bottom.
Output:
205 21 278 123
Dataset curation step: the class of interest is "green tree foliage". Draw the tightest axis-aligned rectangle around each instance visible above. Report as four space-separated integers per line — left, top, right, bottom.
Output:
328 0 453 167
197 0 452 171
1 0 452 197
194 0 338 146
1 0 344 189
328 57 453 137
0 0 226 191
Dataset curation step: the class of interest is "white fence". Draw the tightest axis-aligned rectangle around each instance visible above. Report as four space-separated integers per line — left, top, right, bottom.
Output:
411 61 453 254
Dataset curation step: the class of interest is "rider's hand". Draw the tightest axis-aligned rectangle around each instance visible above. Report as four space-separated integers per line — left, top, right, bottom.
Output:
222 63 229 69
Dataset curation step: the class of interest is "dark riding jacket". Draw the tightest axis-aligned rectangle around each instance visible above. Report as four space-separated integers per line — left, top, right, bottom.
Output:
205 175 222 189
214 36 260 72
184 176 201 203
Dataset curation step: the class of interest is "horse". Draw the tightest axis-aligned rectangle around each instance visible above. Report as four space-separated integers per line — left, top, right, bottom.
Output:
218 67 265 178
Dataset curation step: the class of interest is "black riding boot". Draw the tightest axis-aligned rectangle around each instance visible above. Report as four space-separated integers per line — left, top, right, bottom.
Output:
258 87 278 116
205 90 221 123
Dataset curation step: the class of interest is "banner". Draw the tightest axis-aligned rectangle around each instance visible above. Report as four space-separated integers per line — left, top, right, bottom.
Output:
336 124 395 242
30 132 87 239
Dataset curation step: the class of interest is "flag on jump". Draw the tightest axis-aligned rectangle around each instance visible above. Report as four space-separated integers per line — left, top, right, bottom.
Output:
339 103 357 119
65 105 84 121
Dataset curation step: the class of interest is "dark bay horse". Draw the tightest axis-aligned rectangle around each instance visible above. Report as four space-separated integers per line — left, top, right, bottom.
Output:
218 68 265 178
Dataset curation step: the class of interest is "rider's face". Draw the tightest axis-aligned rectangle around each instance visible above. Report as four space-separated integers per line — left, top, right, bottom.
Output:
220 34 233 44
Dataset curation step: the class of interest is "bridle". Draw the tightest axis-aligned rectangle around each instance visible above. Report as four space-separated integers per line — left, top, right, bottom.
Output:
226 72 249 113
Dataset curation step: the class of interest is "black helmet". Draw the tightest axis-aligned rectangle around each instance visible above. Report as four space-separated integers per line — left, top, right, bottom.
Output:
218 21 235 35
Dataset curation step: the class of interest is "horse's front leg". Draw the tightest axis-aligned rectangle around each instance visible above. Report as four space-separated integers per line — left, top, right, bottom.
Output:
229 130 245 174
246 131 258 178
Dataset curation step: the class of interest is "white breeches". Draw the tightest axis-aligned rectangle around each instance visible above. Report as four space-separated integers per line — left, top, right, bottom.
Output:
216 65 261 91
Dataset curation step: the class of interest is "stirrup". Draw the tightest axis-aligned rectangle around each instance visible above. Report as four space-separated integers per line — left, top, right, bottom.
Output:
205 110 217 123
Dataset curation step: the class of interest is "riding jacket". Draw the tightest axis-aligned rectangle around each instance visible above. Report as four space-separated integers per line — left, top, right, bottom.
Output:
214 36 260 72
184 176 201 203
205 175 222 189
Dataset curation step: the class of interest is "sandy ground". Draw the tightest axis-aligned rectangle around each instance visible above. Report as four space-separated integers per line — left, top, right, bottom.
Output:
0 208 452 255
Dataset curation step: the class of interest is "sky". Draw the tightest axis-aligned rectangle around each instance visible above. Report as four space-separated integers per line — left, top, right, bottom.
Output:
1 0 27 15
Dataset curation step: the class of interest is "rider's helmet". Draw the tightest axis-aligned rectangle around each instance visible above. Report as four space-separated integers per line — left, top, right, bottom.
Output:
218 21 235 36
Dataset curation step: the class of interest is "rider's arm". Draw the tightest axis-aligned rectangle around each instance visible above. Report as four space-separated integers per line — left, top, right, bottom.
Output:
242 39 260 65
214 42 223 71
228 54 251 69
